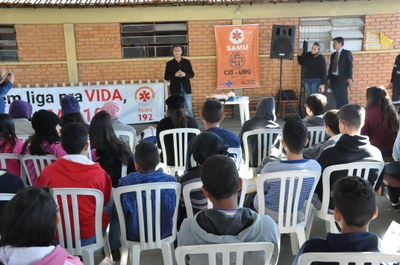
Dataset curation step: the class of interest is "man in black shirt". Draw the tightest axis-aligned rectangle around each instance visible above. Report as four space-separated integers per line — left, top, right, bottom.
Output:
164 45 195 117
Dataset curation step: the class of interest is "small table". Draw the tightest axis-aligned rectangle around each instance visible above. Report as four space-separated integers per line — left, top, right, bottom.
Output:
223 96 250 125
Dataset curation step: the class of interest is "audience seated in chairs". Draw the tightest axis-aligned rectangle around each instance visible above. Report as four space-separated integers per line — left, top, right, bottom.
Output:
89 110 135 188
0 114 24 176
156 95 198 166
37 122 112 247
361 86 399 160
178 155 280 265
239 97 280 168
304 109 341 160
186 99 240 169
8 99 34 137
178 131 229 227
0 187 83 265
246 119 321 221
315 104 383 207
302 93 327 127
109 141 176 261
22 110 67 185
293 176 381 265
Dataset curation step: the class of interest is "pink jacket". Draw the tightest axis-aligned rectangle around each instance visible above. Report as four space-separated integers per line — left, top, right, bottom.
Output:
0 139 24 177
33 246 83 265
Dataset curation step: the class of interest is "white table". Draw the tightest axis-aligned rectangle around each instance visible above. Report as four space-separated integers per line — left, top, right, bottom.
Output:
223 96 250 125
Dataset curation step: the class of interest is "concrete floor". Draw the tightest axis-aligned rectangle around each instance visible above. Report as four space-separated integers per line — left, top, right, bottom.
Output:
96 117 400 265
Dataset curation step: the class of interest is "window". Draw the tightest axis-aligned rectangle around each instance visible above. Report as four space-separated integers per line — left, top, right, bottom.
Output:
0 25 18 61
121 22 188 58
299 17 364 52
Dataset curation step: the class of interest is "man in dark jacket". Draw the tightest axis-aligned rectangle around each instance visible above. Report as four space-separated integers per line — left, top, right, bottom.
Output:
164 45 195 117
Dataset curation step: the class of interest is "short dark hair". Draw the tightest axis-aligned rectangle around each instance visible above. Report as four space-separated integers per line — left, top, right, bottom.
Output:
305 93 327 116
134 142 160 171
172 44 183 52
323 109 340 135
201 155 240 200
283 119 307 153
201 99 223 123
338 104 365 130
312 42 320 48
333 37 344 46
332 176 376 227
0 187 58 247
61 122 88 154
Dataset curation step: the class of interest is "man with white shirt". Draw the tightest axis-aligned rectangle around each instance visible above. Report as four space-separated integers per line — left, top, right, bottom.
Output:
37 122 112 246
327 37 353 108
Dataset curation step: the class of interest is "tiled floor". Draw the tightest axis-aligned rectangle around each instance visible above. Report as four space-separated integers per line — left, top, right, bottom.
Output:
97 118 400 265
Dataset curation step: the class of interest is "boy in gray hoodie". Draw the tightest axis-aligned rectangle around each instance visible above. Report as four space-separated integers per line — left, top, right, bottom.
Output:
178 155 280 265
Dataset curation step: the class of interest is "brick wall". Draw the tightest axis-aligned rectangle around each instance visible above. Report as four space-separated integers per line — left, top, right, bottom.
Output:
75 23 122 60
15 24 66 62
6 64 69 86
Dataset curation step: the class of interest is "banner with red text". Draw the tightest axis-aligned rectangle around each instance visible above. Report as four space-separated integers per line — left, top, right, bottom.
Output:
215 24 260 89
4 83 165 124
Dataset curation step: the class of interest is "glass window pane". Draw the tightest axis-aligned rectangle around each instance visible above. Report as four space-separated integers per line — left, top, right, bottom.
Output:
155 23 187 32
122 36 155 45
0 50 18 61
121 24 154 33
122 47 146 58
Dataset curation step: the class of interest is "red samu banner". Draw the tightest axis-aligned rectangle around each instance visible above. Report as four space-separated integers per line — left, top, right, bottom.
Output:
215 24 260 89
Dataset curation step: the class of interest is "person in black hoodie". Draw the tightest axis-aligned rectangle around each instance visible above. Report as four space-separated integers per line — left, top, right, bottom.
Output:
239 97 280 168
316 104 383 206
293 176 381 265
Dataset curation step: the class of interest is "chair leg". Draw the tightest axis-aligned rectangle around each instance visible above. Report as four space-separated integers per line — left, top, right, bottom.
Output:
289 233 299 256
120 247 129 265
305 208 314 239
161 242 175 265
130 245 141 265
82 249 95 265
292 230 306 256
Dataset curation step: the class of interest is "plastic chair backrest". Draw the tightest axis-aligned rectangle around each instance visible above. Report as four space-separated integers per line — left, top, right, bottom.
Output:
257 170 320 233
114 129 136 151
228 147 242 170
0 193 14 201
182 179 248 218
242 128 282 170
52 188 104 259
159 128 200 175
113 182 181 250
298 252 400 265
0 153 22 179
307 126 326 147
20 154 57 186
316 160 385 231
175 242 275 265
16 134 31 142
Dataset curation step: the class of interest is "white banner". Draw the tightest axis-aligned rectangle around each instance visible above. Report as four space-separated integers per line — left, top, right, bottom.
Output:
4 83 165 124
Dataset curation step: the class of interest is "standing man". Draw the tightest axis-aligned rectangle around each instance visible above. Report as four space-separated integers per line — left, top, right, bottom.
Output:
0 68 14 113
327 37 353 108
164 45 195 117
388 53 400 102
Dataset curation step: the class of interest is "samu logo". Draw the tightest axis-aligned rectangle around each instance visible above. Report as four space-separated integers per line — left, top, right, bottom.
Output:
135 86 155 106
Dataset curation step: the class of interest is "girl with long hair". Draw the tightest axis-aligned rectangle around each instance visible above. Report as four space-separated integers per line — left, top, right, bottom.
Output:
361 85 399 158
0 114 24 176
89 110 134 187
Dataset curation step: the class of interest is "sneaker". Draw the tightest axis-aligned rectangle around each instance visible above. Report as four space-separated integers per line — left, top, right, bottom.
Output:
391 202 400 211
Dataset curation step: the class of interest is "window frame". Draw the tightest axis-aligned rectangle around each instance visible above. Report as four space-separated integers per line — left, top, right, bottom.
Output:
0 24 18 62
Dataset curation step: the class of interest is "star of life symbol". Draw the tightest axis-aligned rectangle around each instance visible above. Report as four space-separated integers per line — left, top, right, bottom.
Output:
229 28 245 45
135 86 155 106
229 52 245 68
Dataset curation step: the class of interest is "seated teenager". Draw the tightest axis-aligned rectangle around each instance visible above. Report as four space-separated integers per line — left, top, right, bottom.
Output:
109 141 176 261
0 187 83 265
178 131 229 227
178 155 280 265
302 93 327 127
251 119 321 221
303 109 341 159
293 176 381 265
37 122 112 246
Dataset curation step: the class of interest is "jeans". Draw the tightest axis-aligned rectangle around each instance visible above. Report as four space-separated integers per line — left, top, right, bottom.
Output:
181 88 193 117
304 78 322 95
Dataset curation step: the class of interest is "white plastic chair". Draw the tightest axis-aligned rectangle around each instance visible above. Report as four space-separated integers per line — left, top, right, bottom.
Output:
52 188 110 265
159 128 200 176
307 160 385 236
256 170 321 255
175 242 275 265
20 154 57 186
298 252 400 265
182 179 248 218
115 130 136 151
228 147 242 171
242 128 282 178
0 153 24 182
113 182 181 265
0 193 14 201
16 134 31 142
307 126 326 147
